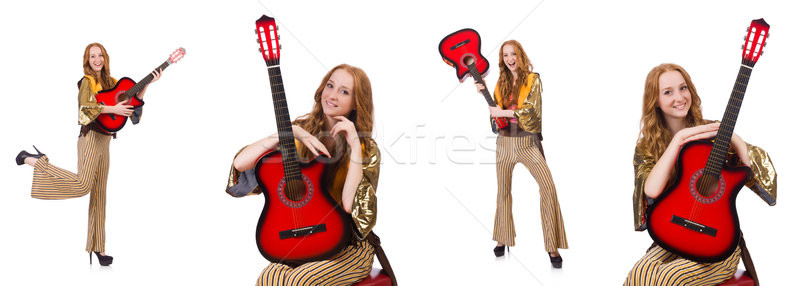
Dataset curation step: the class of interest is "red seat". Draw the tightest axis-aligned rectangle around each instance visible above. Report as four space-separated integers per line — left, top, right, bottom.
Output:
354 268 392 286
718 270 754 286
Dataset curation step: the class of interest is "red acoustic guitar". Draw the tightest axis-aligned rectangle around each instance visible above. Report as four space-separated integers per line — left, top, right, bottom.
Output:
439 28 508 133
252 15 352 266
646 19 770 263
94 48 186 134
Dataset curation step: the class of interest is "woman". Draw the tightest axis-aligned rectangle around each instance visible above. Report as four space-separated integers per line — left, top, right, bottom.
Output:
15 42 162 266
227 64 381 285
475 40 568 267
624 63 777 285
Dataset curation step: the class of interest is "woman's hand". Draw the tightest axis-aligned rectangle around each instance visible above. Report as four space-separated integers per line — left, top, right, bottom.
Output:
292 125 330 157
489 106 513 118
106 102 134 116
331 116 360 148
149 68 162 84
474 82 486 94
671 122 720 147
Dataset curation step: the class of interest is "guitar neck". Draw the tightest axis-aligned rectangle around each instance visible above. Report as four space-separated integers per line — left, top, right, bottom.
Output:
705 58 756 177
123 60 171 100
466 63 497 107
266 65 302 181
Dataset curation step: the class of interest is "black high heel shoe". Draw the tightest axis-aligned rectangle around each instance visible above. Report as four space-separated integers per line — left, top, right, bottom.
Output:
90 251 113 266
548 253 563 268
493 245 509 257
15 145 45 165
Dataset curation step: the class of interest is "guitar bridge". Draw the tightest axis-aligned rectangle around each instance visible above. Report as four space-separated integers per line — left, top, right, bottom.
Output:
278 224 327 240
671 215 717 237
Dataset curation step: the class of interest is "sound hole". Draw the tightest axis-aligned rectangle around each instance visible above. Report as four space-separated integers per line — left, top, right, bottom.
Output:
276 175 314 208
284 179 307 201
115 91 128 103
696 174 719 197
463 55 475 66
689 169 725 204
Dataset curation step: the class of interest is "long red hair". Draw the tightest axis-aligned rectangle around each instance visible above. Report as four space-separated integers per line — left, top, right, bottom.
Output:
293 64 374 161
636 63 705 160
497 40 533 107
82 43 114 89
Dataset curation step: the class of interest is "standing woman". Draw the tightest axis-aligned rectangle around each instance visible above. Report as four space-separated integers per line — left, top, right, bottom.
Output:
624 63 777 285
15 42 162 266
227 64 382 285
475 40 568 267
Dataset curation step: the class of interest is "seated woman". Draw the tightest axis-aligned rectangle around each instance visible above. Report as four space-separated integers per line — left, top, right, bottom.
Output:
227 64 382 285
624 63 777 285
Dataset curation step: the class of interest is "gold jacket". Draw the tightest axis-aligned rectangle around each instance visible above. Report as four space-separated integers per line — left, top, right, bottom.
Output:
632 141 777 231
493 72 543 133
226 138 380 239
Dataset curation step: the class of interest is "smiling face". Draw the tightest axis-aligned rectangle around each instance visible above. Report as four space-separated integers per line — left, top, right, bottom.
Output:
321 68 356 119
657 70 692 122
502 44 518 73
88 46 105 74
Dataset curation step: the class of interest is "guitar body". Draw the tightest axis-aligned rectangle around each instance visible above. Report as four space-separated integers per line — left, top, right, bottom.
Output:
254 149 353 266
439 28 489 82
94 77 144 134
647 140 751 262
439 28 508 133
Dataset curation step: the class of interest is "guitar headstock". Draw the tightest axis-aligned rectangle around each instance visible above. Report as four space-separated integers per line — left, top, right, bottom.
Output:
256 15 280 66
168 47 186 64
742 18 769 66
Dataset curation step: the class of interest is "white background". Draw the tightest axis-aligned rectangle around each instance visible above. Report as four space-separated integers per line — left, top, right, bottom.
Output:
1 0 798 285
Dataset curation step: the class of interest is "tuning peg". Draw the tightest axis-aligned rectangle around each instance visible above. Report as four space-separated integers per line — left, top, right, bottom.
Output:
279 44 282 50
766 33 770 39
763 42 767 47
254 28 258 34
741 44 745 50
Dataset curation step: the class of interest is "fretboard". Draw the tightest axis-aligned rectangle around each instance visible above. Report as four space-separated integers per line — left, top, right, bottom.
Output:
122 61 171 100
466 63 497 107
704 58 756 178
267 64 302 181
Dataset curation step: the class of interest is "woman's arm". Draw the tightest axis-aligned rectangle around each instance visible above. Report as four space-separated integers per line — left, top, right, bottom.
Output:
341 141 363 213
233 133 279 172
730 133 751 167
233 125 331 172
488 106 515 118
643 123 720 198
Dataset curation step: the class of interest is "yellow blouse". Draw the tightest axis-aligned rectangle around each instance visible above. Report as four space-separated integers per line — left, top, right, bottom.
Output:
226 138 381 239
493 72 543 133
632 140 777 231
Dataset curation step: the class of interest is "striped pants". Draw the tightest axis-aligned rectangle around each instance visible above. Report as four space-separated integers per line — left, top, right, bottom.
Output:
493 135 568 252
624 245 740 285
256 240 375 286
31 130 111 253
